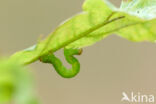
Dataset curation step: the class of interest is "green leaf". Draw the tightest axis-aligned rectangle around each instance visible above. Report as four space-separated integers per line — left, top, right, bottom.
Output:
0 60 38 104
116 0 156 42
10 0 115 65
10 0 156 65
120 0 156 20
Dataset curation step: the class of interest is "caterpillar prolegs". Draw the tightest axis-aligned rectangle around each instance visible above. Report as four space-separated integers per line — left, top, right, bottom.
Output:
40 48 82 78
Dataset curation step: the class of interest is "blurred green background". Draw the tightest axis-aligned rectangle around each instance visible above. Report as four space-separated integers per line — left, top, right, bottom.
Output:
1 0 156 104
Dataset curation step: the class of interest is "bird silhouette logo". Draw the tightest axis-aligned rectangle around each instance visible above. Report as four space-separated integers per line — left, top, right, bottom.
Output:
121 92 130 102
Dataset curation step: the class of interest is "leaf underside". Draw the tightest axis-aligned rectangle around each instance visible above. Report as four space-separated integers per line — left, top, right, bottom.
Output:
10 0 156 65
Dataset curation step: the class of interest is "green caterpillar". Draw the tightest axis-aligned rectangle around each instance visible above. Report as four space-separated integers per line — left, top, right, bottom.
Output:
40 48 82 78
